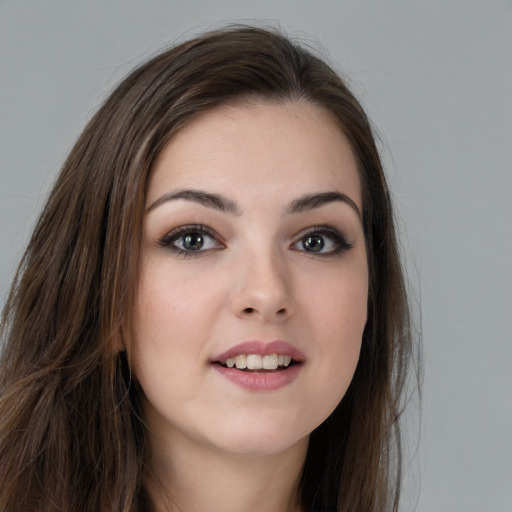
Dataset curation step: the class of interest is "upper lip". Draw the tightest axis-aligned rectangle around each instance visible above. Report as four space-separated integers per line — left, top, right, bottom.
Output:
211 340 305 364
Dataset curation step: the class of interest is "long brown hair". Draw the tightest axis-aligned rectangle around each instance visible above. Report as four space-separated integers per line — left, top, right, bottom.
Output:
0 26 414 511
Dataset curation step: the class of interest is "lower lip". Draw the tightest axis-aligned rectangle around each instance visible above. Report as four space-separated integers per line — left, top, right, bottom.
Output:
212 363 302 391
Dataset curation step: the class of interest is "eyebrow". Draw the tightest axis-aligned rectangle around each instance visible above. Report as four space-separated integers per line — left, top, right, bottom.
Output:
146 189 242 215
287 191 362 219
147 188 362 220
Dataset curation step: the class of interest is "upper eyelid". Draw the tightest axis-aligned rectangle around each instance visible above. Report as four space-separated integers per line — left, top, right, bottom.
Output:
291 224 348 240
159 224 222 245
291 225 354 251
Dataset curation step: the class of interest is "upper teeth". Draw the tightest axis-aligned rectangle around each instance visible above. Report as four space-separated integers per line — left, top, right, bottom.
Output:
224 354 292 370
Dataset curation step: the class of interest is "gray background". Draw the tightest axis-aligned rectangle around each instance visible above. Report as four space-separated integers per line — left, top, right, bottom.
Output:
1 1 511 510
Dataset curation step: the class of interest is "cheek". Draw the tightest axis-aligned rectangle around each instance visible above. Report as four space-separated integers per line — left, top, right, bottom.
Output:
316 289 366 380
129 264 218 389
299 261 368 414
129 264 225 410
134 262 224 343
305 255 368 341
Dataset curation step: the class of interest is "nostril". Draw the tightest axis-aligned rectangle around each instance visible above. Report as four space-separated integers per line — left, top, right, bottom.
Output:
238 306 290 319
242 307 288 316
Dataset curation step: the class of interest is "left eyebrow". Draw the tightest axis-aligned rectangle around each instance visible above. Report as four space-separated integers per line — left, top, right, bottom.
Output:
286 192 362 220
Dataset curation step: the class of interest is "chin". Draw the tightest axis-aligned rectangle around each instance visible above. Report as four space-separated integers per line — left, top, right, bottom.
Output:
217 434 308 458
204 413 312 457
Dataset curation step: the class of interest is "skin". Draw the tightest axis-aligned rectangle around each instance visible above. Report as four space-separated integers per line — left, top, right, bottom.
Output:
130 100 368 512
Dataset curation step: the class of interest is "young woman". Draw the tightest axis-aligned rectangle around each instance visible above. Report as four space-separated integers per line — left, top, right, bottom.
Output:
0 26 414 512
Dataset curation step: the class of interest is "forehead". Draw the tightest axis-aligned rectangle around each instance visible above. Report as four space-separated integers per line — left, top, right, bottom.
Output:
148 100 362 212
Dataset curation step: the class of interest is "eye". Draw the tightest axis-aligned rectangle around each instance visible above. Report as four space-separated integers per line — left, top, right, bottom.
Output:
292 226 353 255
159 225 223 256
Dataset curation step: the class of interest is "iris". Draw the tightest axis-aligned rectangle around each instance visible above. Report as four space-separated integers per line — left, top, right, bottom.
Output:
303 235 324 252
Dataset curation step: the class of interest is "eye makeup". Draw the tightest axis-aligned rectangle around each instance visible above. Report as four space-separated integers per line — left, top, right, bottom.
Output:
291 225 354 256
158 224 224 257
157 221 354 259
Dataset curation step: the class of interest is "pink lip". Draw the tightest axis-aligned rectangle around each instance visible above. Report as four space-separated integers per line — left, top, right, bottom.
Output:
210 340 305 392
212 340 305 364
212 363 302 391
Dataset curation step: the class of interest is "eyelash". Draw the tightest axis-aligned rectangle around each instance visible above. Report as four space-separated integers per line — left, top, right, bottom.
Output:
159 224 223 257
158 224 353 257
291 225 354 256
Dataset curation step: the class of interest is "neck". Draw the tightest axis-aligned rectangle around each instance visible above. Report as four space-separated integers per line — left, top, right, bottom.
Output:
145 430 308 512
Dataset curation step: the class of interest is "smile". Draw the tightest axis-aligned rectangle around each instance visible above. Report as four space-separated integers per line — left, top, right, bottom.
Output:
211 341 304 391
221 354 293 370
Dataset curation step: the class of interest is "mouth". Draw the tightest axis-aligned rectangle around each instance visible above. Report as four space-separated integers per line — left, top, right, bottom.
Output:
210 341 304 391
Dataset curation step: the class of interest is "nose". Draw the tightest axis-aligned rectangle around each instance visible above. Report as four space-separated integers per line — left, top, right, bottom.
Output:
229 247 294 323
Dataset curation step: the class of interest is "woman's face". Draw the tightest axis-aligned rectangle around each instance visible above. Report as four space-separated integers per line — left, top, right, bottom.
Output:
131 100 368 458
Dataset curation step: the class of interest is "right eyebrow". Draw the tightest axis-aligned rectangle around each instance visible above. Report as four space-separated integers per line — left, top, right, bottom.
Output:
146 188 242 216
